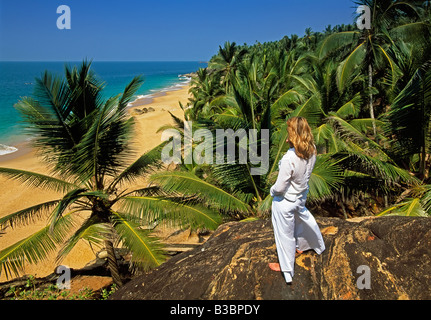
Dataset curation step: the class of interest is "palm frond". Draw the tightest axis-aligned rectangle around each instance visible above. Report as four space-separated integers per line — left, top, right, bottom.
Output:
117 76 144 111
271 89 302 114
108 141 167 191
0 212 76 279
0 167 78 193
290 95 322 127
317 31 359 59
56 216 111 263
48 189 107 232
336 149 420 187
32 71 75 144
336 42 366 92
120 196 222 230
74 96 133 183
377 198 427 217
335 93 362 118
0 200 61 229
328 115 386 155
308 154 344 201
149 171 251 213
49 188 87 231
110 210 166 270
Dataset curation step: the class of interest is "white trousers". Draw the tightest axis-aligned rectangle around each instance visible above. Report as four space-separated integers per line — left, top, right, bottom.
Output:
271 195 325 283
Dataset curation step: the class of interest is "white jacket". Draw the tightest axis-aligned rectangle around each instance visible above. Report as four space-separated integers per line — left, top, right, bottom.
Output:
270 148 316 201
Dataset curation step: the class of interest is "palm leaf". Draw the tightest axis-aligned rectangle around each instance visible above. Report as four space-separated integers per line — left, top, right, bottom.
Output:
117 76 144 111
328 115 386 155
271 89 302 113
317 31 359 59
0 212 76 279
377 198 427 217
0 200 61 229
120 196 222 230
336 93 362 118
74 95 133 183
257 193 273 216
108 141 167 191
389 21 430 44
308 155 344 201
377 44 398 87
149 171 250 213
32 71 76 145
110 210 166 270
336 42 366 92
0 167 78 193
337 148 419 187
314 123 334 149
56 216 111 263
290 95 322 126
49 188 88 232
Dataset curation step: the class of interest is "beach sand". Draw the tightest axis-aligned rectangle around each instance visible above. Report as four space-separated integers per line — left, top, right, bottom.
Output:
0 85 190 283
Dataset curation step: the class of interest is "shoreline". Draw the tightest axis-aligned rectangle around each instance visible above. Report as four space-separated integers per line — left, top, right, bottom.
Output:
0 83 191 283
0 79 192 164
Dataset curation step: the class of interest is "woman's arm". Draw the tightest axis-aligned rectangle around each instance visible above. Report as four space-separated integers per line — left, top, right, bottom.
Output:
270 156 293 197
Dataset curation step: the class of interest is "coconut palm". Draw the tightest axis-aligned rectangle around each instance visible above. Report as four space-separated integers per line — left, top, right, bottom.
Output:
0 61 222 285
152 59 346 219
188 68 224 119
269 50 419 216
384 61 431 179
318 0 427 137
209 41 247 93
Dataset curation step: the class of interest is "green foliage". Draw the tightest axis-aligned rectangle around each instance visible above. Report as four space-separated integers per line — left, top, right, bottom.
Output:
2 1 431 286
0 61 224 281
183 0 431 218
5 275 118 300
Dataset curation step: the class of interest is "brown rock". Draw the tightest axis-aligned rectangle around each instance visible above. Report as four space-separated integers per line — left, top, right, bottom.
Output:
110 216 431 300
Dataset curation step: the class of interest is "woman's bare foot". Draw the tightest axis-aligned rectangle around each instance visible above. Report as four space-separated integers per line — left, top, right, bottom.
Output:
268 263 281 272
269 250 303 272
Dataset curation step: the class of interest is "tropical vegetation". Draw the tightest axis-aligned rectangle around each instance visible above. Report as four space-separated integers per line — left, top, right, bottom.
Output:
1 0 431 286
173 0 431 219
0 61 222 286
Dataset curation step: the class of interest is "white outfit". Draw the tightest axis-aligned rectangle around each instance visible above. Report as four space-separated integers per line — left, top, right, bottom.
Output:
270 148 325 283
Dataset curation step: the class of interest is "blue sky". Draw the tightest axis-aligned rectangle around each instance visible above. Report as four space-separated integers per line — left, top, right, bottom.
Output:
0 0 357 61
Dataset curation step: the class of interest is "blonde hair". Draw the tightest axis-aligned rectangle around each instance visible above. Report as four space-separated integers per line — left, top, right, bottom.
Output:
286 116 316 159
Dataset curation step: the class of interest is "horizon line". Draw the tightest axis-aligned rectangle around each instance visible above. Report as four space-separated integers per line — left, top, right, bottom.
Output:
0 60 209 63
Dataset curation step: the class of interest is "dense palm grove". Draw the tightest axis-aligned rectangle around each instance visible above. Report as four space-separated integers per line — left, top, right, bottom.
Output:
184 0 431 218
0 0 430 285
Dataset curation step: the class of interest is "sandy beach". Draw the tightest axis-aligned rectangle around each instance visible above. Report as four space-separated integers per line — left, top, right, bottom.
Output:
0 84 190 283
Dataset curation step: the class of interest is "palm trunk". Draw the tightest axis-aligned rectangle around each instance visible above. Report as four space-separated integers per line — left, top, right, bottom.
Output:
420 75 428 180
369 64 377 138
104 240 123 287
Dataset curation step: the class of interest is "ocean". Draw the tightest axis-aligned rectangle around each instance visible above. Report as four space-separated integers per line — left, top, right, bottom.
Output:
0 61 205 156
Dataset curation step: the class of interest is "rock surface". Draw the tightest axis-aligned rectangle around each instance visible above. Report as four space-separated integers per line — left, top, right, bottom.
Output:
110 216 431 300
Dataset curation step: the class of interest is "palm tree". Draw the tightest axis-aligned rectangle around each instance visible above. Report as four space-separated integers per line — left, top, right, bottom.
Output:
209 41 247 93
152 57 347 219
384 61 431 179
0 61 222 285
318 0 426 137
188 68 225 119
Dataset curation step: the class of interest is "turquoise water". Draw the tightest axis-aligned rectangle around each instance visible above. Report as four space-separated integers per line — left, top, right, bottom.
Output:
0 61 205 154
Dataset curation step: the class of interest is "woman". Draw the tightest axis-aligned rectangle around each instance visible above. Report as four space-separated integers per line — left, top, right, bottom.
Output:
269 116 325 284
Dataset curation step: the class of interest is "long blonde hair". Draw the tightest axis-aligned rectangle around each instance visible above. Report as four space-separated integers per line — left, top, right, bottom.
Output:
286 116 316 159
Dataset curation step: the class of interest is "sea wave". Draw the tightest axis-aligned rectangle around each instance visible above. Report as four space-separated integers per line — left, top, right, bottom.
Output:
0 144 18 156
127 76 191 107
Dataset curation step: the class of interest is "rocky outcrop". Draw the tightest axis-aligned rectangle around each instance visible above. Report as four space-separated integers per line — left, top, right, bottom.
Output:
130 107 156 116
110 216 431 300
